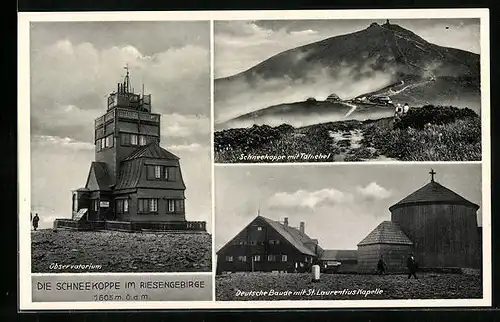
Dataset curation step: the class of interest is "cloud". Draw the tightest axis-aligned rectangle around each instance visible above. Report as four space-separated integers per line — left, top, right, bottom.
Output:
161 113 210 138
267 188 354 210
215 21 327 78
31 39 210 142
169 143 207 152
356 182 392 200
32 135 94 151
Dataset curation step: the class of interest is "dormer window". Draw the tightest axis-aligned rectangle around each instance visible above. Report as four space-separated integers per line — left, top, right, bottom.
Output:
154 165 162 178
147 165 176 181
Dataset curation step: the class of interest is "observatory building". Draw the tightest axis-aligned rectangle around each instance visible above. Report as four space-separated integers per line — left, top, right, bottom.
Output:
54 67 206 232
357 169 481 272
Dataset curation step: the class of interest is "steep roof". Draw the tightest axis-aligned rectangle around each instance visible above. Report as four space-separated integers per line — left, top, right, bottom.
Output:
259 216 317 256
321 249 358 261
85 162 112 191
357 221 413 246
389 180 479 211
125 142 180 161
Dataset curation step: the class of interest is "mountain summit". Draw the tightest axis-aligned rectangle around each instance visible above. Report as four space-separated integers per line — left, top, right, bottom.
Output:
215 21 480 124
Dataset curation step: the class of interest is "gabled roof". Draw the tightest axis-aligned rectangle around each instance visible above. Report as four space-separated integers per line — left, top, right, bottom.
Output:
125 142 180 161
320 249 358 261
259 216 317 256
357 221 413 246
85 162 112 191
389 180 479 211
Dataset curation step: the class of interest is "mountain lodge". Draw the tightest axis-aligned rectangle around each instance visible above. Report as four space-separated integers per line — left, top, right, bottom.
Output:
53 68 206 232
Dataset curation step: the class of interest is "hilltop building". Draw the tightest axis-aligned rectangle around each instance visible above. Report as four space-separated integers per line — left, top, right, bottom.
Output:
216 216 357 274
357 169 481 273
54 67 206 232
217 170 481 274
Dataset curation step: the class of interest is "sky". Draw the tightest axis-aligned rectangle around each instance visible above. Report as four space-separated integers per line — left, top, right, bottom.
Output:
214 164 482 251
214 18 481 78
29 21 212 231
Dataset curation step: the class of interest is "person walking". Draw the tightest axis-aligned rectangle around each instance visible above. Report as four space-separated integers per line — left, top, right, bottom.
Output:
406 253 418 279
403 103 410 115
376 255 387 275
32 213 40 231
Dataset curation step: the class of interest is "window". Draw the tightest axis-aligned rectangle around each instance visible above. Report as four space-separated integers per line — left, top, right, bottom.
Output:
269 240 280 245
138 198 158 213
257 226 262 231
253 255 261 262
174 200 184 213
281 255 288 262
154 165 162 178
139 135 147 146
121 133 131 145
116 199 129 213
147 165 176 181
236 241 247 245
249 241 256 245
131 134 138 145
225 256 233 262
238 256 247 262
167 200 175 213
267 255 276 262
105 135 113 148
92 199 98 211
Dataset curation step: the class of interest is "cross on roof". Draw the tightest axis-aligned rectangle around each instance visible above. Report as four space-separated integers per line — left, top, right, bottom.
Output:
429 169 436 182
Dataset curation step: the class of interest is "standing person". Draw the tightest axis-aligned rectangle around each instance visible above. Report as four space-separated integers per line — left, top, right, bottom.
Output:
395 103 402 117
403 103 410 115
32 213 40 231
406 253 418 279
377 255 387 275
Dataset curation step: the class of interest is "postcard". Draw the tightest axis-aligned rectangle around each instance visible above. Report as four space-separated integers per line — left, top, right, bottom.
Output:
18 8 491 310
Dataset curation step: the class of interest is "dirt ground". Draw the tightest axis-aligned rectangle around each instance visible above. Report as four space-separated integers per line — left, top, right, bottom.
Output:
215 272 482 301
31 229 212 273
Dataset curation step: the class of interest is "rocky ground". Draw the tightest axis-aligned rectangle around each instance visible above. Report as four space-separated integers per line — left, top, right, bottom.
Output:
214 105 481 162
215 272 482 301
32 229 212 273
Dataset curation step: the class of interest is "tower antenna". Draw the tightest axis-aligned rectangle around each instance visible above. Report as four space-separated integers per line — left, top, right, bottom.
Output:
124 64 130 93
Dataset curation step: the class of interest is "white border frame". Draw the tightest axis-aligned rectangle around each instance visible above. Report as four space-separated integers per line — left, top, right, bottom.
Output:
18 8 491 310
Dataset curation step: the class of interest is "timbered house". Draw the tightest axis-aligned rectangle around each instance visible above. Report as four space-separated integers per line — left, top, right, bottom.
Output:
216 216 322 273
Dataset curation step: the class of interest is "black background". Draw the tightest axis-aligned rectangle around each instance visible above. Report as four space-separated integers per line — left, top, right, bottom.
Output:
7 0 500 321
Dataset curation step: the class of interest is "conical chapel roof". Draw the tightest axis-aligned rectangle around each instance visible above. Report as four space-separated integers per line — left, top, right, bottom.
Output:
389 179 479 211
357 221 413 246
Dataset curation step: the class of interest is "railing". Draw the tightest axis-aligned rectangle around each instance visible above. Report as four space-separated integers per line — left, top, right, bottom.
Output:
105 220 206 232
117 109 160 122
95 110 114 127
53 219 105 230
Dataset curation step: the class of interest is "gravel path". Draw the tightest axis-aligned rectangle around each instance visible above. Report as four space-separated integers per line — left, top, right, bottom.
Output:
32 229 212 273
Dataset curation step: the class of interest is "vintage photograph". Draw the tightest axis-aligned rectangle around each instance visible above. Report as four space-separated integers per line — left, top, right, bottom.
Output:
29 21 212 273
214 19 482 163
215 164 483 300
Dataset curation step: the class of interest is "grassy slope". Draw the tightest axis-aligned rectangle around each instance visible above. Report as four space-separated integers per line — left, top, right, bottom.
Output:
32 229 212 273
214 106 481 162
216 272 482 301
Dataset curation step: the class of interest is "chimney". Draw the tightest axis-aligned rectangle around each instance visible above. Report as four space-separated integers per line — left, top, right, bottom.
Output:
300 222 305 234
283 217 288 227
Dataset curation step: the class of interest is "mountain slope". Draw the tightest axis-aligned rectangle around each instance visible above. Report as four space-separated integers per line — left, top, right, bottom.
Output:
215 21 480 124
